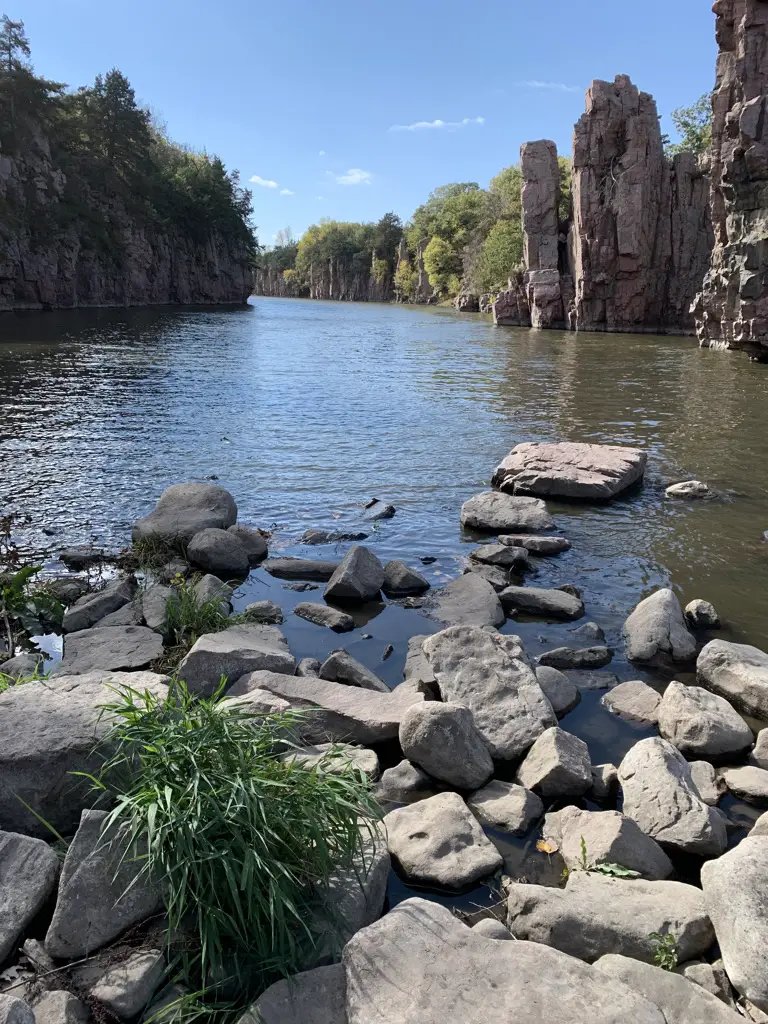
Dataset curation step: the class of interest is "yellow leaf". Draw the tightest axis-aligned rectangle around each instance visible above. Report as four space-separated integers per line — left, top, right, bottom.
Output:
536 839 558 855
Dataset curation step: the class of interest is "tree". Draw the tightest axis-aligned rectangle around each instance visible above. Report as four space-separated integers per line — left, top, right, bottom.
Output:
0 14 30 73
275 227 294 247
557 156 572 223
423 235 462 295
666 93 712 157
85 69 151 173
475 218 524 293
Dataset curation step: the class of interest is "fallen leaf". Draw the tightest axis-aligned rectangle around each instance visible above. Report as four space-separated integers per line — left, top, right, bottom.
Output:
536 838 559 855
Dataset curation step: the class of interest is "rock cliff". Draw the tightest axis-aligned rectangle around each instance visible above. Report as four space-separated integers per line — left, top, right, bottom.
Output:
253 251 395 303
693 0 768 356
521 140 564 329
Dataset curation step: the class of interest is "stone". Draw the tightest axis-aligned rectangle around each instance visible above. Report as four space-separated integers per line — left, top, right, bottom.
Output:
342 896 666 1024
543 806 673 879
521 140 565 327
324 546 384 604
178 623 295 695
222 687 291 719
460 491 554 533
229 670 423 745
226 523 268 564
665 480 717 499
283 743 379 781
363 501 396 522
319 649 389 693
469 544 530 569
374 760 435 805
465 562 509 592
96 600 144 627
263 557 340 581
472 917 511 940
657 681 753 759
492 442 646 500
499 533 571 555
0 651 44 680
0 832 59 962
140 984 189 1023
538 645 612 670
296 657 321 676
294 602 354 632
697 639 768 718
425 573 504 627
0 996 34 1024
187 528 249 579
403 635 436 689
467 780 543 835
87 950 165 1019
506 872 713 964
240 964 346 1024
301 529 367 545
515 727 592 798
193 573 233 611
46 577 90 605
141 584 172 632
570 621 607 643
500 585 584 620
690 760 722 805
381 560 430 597
243 600 284 624
535 665 580 717
623 588 696 667
384 792 502 889
720 765 768 806
568 670 620 691
59 547 112 571
157 558 190 583
594 955 744 1024
62 578 136 633
399 702 493 790
58 625 164 675
132 482 237 547
618 737 728 855
31 992 89 1024
45 809 163 959
602 679 661 723
422 626 555 759
590 763 619 802
679 960 736 1009
749 729 768 769
701 837 768 1012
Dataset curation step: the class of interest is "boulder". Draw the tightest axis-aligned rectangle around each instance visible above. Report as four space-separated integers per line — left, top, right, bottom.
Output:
499 585 584 621
342 897 666 1024
567 670 619 691
0 652 44 680
324 547 384 604
498 533 571 555
701 837 768 1013
538 646 612 670
319 650 389 693
62 578 136 633
469 544 530 569
665 480 716 499
283 743 379 781
59 548 112 570
535 665 580 717
595 955 744 1024
46 577 90 605
86 950 165 1019
178 624 295 695
0 996 34 1024
750 729 768 769
459 491 554 533
243 600 284 625
31 992 89 1024
157 558 190 583
515 726 592 798
543 807 673 879
374 760 435 806
657 682 753 759
384 792 502 889
623 589 696 667
296 657 321 677
686 598 720 629
132 482 237 547
141 584 173 632
221 687 291 719
187 528 249 580
57 625 164 675
690 760 722 805
618 737 728 855
403 635 436 689
193 573 233 611
467 780 543 835
422 626 555 759
602 680 661 724
45 810 163 959
0 832 60 962
96 600 144 627
506 872 713 964
697 640 768 718
590 763 619 802
472 918 511 940
492 442 646 500
570 621 607 643
294 603 354 633
301 530 367 545
363 501 396 522
240 964 346 1024
465 562 510 592
399 702 493 790
226 524 268 565
382 561 430 597
425 573 504 627
720 766 768 806
263 557 340 581
678 959 737 1009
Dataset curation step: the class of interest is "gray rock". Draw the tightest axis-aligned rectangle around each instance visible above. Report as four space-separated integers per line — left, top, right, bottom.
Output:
324 546 384 604
226 523 268 565
301 529 367 545
571 622 607 644
539 646 612 670
221 687 291 719
243 600 284 624
422 626 555 759
229 670 423 745
140 985 188 1023
294 603 354 632
467 780 543 834
469 544 530 569
658 682 753 759
46 577 90 605
623 589 696 667
543 806 673 879
96 600 144 627
187 528 249 580
403 635 436 689
31 992 89 1024
157 558 190 583
679 960 737 1009
697 639 768 718
87 950 165 1019
364 501 396 522
701 837 768 1013
382 561 430 597
141 584 173 632
263 557 340 581
460 491 555 533
62 578 136 633
132 482 237 547
498 534 571 555
240 964 346 1024
192 573 233 611
492 442 646 500
471 918 511 939
178 624 295 695
58 625 164 675
590 763 619 802
535 665 580 717
0 996 34 1024
465 562 510 592
686 598 721 629
0 652 44 680
296 657 321 677
374 760 435 805
602 680 661 723
506 872 713 964
515 727 592 799
720 765 768 805
45 810 163 959
665 479 716 499
618 737 728 855
595 955 744 1024
384 792 502 888
319 649 389 693
500 585 584 621
690 760 722 805
0 832 59 962
750 729 768 769
342 896 666 1024
59 547 112 571
426 573 505 627
567 670 619 691
283 743 379 781
399 702 493 790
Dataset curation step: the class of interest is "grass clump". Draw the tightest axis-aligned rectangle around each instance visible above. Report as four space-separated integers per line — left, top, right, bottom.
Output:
91 682 380 1019
0 664 49 692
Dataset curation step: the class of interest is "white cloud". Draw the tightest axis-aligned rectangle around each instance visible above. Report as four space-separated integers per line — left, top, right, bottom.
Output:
279 188 295 195
316 195 325 200
318 150 327 157
249 175 278 188
514 80 581 94
389 116 485 132
334 168 372 186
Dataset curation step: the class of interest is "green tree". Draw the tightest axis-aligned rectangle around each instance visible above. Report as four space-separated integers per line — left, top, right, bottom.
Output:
558 156 572 222
0 13 29 71
475 218 524 293
666 93 712 157
85 69 151 172
394 257 415 301
423 235 462 294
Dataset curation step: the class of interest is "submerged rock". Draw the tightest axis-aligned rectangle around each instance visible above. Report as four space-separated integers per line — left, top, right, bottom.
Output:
263 557 340 581
294 602 354 632
492 442 646 500
132 482 237 547
538 646 612 670
623 588 696 667
665 480 717 499
500 585 584 621
460 491 554 533
424 573 504 628
498 533 571 555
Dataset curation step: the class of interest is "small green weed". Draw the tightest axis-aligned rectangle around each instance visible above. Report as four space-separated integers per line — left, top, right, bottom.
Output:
649 931 678 971
575 836 640 878
0 664 49 692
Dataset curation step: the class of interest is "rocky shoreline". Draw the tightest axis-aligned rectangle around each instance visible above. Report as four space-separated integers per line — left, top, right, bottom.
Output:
0 442 767 1022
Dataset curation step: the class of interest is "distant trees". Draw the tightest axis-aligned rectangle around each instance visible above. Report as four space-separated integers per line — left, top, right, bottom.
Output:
665 93 712 157
0 14 29 71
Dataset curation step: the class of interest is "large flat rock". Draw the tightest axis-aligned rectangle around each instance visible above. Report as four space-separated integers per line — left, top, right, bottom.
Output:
697 639 768 718
492 442 646 500
500 585 584 621
424 573 504 628
543 807 672 880
460 491 554 533
178 623 295 695
263 557 340 581
58 625 164 675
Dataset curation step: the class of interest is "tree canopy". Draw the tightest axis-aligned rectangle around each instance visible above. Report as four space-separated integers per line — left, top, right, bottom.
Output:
665 93 713 157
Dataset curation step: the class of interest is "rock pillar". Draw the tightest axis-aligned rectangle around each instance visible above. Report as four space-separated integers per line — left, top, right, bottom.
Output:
521 140 564 328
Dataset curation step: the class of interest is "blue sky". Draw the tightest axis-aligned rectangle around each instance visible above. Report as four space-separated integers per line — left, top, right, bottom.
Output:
20 0 717 247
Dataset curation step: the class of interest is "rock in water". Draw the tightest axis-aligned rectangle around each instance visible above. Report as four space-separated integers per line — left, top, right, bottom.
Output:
398 702 493 790
514 727 592 799
602 680 661 724
294 603 354 633
521 140 565 328
500 585 584 621
492 442 646 500
535 665 581 717
187 528 250 579
543 806 672 880
538 646 612 670
178 624 295 695
467 781 543 835
227 524 268 564
132 482 237 547
657 682 753 759
58 625 164 675
720 765 768 806
324 546 384 603
382 560 430 597
319 649 389 692
623 588 696 667
243 600 284 625
665 480 717 499
697 639 768 718
685 598 720 629
498 533 571 555
469 544 530 569
425 573 504 628
459 491 554 533
263 557 340 581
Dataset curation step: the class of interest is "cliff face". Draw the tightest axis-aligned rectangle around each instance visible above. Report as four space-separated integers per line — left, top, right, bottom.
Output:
521 140 564 329
693 0 768 355
0 130 253 311
253 254 394 303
